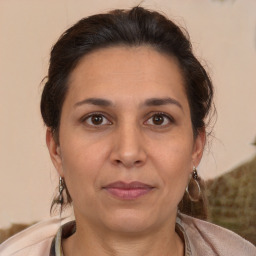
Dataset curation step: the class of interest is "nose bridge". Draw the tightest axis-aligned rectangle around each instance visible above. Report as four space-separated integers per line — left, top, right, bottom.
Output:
111 117 146 168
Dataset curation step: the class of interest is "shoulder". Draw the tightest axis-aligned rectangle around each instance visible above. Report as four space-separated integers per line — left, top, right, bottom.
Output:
178 213 256 256
0 217 70 256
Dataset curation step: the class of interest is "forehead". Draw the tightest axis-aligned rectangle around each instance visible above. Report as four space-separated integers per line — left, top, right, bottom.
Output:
66 46 188 107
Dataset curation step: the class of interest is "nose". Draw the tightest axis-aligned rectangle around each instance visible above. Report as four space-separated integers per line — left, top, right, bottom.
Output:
110 123 147 169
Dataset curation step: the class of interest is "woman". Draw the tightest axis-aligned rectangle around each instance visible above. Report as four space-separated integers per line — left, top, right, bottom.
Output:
0 6 255 256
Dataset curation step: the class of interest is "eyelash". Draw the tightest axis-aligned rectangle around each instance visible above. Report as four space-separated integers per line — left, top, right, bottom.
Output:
81 112 174 128
81 112 112 127
145 112 174 127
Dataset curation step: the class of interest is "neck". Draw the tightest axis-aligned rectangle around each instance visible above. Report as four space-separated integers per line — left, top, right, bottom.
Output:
62 216 184 256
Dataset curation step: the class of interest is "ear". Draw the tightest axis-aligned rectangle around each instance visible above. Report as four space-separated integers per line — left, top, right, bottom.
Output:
46 128 64 177
192 128 206 167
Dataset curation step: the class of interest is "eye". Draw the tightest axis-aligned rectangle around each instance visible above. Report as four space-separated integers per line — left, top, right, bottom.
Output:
82 113 112 127
145 112 174 126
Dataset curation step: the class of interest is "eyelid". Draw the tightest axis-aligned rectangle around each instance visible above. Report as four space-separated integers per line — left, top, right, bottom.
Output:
80 111 174 128
144 112 175 126
81 112 112 127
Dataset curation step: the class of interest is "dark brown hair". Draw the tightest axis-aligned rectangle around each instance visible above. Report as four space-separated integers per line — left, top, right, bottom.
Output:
41 6 214 218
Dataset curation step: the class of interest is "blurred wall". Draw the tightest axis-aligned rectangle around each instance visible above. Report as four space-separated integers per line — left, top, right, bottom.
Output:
0 0 256 228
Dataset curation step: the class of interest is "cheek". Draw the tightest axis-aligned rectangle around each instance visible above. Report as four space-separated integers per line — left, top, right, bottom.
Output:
151 133 194 171
150 136 193 194
60 130 109 172
158 153 191 190
59 136 110 202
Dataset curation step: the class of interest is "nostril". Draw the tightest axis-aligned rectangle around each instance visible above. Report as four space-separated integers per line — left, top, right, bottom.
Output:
114 159 142 167
135 160 143 166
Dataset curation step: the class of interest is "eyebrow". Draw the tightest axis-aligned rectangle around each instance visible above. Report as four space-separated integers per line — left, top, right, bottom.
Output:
143 97 183 110
74 97 183 111
74 98 113 107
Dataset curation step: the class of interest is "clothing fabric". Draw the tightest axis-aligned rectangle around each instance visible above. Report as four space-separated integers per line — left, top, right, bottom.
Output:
0 213 255 256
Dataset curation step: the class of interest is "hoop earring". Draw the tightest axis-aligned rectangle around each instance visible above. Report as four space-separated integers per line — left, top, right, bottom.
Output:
58 176 64 205
186 167 201 202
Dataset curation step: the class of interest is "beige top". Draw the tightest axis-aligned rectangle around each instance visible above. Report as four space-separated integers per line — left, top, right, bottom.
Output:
0 213 255 256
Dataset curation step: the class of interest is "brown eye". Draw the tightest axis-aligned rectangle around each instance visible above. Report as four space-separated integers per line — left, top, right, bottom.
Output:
91 115 103 125
152 114 164 125
84 113 112 126
145 113 173 127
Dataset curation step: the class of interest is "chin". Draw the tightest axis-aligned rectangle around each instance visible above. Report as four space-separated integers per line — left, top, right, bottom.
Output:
100 208 158 234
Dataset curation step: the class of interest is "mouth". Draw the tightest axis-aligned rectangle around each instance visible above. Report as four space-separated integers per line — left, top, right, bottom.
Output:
103 181 155 200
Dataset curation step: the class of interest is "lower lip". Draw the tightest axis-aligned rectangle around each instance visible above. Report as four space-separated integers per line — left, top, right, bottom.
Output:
104 187 153 200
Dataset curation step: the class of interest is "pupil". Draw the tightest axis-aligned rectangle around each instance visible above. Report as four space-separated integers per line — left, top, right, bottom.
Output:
92 115 103 125
153 115 163 125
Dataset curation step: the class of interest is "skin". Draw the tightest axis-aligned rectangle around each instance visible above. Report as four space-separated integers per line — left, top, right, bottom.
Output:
47 46 205 256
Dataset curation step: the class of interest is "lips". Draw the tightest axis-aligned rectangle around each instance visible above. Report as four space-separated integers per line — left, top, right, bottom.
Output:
103 181 154 200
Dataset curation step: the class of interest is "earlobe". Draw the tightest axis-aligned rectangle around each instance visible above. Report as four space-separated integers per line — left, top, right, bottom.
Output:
192 128 206 167
46 129 64 176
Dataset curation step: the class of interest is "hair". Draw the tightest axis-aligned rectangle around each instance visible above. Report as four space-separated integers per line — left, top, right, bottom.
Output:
41 6 214 218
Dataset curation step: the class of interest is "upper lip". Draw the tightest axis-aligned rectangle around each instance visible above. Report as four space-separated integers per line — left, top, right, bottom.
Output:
103 181 154 189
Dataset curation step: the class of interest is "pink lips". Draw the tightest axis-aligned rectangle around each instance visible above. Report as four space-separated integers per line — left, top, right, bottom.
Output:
103 181 154 200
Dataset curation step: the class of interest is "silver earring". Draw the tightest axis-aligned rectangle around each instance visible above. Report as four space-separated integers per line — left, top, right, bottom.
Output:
186 166 201 202
58 176 64 204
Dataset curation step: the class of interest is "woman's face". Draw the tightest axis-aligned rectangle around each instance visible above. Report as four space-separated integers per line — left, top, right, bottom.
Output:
47 46 205 233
